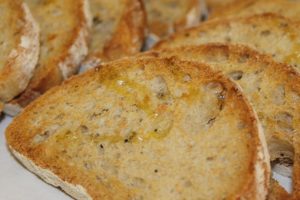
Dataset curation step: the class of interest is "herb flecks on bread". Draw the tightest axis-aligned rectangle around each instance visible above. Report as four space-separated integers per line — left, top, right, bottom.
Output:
6 57 269 199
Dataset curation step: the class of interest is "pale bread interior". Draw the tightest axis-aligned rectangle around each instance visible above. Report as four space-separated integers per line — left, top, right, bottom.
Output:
6 58 269 199
89 0 124 55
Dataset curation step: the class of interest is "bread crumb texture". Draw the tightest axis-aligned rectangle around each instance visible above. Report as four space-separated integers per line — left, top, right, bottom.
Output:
6 58 265 199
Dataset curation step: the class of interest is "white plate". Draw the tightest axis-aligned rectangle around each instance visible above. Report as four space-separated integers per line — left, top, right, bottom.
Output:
0 116 70 200
0 116 292 199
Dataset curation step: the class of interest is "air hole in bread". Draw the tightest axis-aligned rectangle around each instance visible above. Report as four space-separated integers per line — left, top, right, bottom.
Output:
32 130 51 144
205 81 226 111
93 16 103 25
79 125 89 134
272 85 285 105
32 124 60 144
279 23 288 28
224 36 231 42
275 112 294 133
131 177 146 188
149 76 169 99
183 74 191 82
238 54 250 63
205 81 224 95
228 71 243 80
260 30 271 36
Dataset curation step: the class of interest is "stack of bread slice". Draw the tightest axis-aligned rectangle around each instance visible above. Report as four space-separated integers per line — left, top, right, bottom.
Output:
4 0 300 199
4 0 91 115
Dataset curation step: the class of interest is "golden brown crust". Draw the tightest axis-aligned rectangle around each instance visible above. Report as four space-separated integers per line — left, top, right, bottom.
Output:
154 13 300 71
268 179 291 200
6 57 268 199
209 0 300 21
5 0 91 115
0 0 39 103
205 0 252 16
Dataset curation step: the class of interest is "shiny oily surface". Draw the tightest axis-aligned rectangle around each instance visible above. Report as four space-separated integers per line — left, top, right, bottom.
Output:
6 58 262 199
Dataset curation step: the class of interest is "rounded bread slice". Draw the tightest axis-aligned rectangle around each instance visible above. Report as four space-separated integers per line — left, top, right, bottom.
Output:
146 43 300 198
6 57 269 199
0 0 39 103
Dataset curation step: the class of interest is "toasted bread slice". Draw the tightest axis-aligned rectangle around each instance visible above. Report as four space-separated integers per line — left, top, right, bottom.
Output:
4 0 91 116
155 13 300 72
145 44 300 198
143 0 202 48
0 0 39 103
210 0 300 20
81 0 146 71
6 57 269 199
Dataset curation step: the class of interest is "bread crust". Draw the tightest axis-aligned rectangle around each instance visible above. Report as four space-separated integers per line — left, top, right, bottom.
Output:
6 57 269 199
0 1 39 103
4 0 91 116
205 0 252 15
268 179 290 200
11 148 93 200
81 0 146 71
209 0 300 21
155 13 300 72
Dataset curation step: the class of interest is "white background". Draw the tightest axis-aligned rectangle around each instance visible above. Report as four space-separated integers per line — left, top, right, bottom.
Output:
0 116 292 199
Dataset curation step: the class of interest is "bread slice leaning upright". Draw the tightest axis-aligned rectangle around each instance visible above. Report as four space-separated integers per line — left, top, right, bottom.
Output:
142 0 202 49
0 0 39 109
81 0 146 71
4 0 91 116
6 57 269 199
